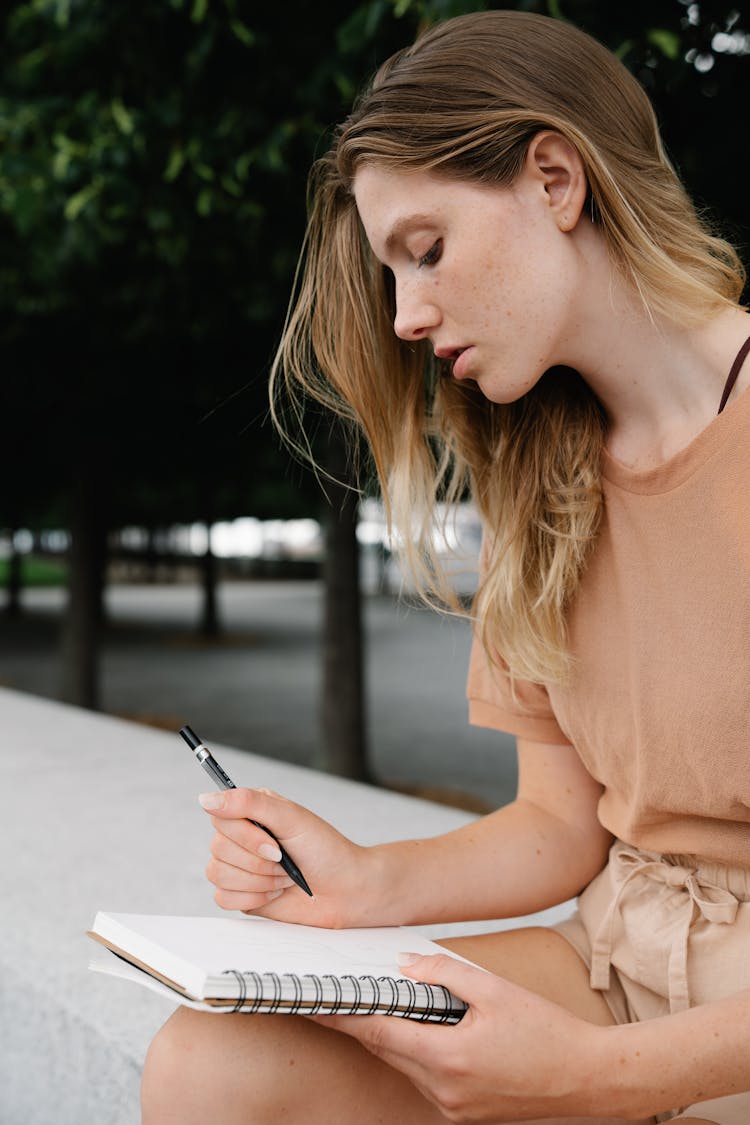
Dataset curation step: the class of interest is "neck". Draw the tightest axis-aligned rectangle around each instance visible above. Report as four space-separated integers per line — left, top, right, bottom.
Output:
558 268 750 471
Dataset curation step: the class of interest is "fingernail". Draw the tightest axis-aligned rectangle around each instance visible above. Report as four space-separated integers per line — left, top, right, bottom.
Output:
397 951 419 967
266 889 284 902
198 792 225 810
259 843 282 862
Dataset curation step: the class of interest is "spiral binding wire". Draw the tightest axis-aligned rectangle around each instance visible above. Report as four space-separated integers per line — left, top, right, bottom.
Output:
220 969 466 1023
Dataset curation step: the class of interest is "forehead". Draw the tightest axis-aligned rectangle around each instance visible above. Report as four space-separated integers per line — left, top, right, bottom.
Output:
353 164 447 210
353 166 461 252
352 164 511 259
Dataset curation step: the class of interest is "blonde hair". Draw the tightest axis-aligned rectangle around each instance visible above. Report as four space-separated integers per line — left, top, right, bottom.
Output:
271 10 745 684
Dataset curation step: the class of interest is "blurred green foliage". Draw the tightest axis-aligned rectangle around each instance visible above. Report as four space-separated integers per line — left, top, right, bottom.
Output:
0 0 747 539
0 554 67 586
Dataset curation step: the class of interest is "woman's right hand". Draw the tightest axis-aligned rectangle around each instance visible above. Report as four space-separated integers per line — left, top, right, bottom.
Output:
200 787 377 929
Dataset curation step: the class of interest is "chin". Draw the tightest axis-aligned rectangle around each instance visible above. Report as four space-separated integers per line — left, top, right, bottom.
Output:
476 382 532 406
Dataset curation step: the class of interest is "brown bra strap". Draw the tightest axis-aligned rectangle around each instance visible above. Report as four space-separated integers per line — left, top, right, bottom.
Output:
718 333 750 414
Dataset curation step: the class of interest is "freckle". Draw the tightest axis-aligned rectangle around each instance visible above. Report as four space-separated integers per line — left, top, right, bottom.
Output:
536 849 541 856
288 1058 295 1067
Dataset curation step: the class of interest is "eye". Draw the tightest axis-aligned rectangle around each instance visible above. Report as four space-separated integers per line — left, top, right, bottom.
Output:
418 239 442 268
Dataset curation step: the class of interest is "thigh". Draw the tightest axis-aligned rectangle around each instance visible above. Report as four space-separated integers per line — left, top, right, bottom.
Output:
142 1003 447 1125
439 925 617 1027
142 925 646 1125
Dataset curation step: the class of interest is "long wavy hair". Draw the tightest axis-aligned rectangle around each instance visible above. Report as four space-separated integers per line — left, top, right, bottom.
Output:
270 10 745 684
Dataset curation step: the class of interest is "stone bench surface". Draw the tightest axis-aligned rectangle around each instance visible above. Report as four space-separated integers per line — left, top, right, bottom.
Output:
1 687 571 1125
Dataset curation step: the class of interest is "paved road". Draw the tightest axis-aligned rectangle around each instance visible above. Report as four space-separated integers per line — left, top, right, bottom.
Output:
0 580 518 809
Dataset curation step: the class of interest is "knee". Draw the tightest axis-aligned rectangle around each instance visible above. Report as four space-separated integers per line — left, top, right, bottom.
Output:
141 1007 210 1124
141 1007 296 1124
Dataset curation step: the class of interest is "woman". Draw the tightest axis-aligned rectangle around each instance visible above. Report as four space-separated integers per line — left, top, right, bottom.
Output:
142 11 750 1123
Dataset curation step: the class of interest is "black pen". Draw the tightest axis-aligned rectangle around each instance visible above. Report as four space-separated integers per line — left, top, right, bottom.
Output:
178 725 313 897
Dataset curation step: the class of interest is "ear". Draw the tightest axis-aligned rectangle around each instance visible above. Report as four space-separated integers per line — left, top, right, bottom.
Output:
524 130 588 232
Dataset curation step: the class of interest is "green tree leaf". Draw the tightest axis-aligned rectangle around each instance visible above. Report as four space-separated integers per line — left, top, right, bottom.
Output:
647 27 680 60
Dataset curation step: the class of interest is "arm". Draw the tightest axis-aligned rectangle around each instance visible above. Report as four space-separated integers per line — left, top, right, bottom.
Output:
368 737 612 925
203 736 612 929
595 984 750 1117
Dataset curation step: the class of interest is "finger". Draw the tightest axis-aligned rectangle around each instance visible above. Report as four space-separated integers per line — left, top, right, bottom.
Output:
213 885 289 912
396 951 488 1011
198 788 300 839
209 832 283 876
307 1014 440 1092
205 856 294 894
208 817 286 863
311 1012 434 1057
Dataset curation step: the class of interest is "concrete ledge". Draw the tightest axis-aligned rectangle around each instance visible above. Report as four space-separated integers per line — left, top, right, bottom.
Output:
1 687 572 1125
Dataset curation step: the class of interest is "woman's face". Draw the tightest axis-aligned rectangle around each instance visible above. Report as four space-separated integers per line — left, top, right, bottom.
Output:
353 161 588 403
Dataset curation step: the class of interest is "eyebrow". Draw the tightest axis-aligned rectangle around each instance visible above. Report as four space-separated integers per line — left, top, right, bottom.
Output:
383 213 438 254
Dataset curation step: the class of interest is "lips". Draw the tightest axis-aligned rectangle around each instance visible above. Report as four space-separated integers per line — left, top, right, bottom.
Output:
434 346 469 360
434 345 474 379
452 347 474 380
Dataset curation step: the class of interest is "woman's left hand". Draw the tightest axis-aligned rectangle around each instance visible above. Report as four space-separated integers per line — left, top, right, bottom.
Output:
311 951 603 1123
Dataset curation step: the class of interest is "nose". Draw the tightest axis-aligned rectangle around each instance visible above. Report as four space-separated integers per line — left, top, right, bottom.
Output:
392 279 441 342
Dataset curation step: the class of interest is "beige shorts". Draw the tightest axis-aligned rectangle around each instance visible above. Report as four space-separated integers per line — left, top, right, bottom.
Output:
553 840 750 1124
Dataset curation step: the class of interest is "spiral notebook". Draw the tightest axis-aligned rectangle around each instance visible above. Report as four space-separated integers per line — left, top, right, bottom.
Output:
87 912 471 1023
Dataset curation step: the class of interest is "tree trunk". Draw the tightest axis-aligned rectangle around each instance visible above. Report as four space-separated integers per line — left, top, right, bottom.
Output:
5 533 22 619
319 434 369 780
199 521 221 638
146 526 159 583
60 472 107 709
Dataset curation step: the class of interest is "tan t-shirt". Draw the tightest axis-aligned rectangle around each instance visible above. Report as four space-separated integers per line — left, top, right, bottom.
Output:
467 386 750 868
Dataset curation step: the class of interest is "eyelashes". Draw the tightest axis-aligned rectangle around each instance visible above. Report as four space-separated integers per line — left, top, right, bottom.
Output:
418 239 443 268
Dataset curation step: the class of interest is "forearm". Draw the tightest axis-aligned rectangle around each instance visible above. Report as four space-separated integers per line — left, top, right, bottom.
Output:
361 796 611 926
584 987 750 1118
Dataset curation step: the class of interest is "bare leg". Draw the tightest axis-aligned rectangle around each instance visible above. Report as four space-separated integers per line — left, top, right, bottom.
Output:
141 926 655 1125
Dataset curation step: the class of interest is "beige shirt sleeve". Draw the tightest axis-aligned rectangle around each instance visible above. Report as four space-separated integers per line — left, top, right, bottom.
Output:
466 633 571 745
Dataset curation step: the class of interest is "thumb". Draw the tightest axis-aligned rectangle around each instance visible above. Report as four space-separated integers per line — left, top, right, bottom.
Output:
198 786 298 833
397 950 491 1010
